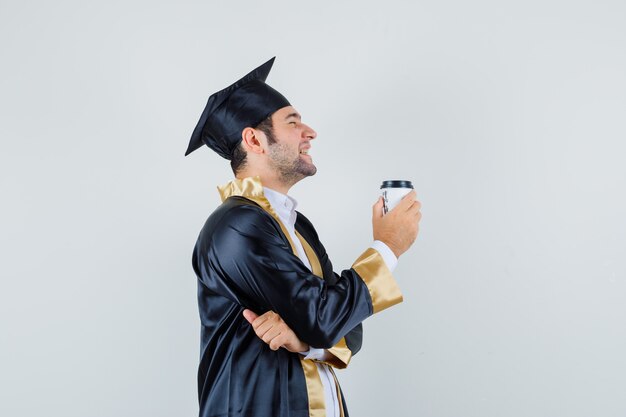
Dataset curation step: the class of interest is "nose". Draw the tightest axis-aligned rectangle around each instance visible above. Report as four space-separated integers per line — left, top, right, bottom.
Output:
303 123 317 140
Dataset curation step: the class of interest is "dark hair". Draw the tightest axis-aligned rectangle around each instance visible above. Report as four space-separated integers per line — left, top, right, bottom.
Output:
229 143 247 176
230 115 276 175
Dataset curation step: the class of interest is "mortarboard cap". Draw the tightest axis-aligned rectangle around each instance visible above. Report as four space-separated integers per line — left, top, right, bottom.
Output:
185 57 290 159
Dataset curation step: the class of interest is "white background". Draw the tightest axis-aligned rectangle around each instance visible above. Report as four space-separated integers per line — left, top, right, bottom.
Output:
1 1 625 416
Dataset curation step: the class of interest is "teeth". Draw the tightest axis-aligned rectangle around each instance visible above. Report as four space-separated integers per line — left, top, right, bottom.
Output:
300 150 309 155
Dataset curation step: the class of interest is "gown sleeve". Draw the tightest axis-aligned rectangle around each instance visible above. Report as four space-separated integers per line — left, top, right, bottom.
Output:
194 203 403 350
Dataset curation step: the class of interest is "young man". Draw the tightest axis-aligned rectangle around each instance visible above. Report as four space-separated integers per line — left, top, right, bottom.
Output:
186 57 421 417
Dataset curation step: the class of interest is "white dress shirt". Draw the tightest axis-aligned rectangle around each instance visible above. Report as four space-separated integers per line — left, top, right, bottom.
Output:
263 187 397 417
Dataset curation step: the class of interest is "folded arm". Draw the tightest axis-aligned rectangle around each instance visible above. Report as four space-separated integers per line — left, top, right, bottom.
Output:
195 204 402 349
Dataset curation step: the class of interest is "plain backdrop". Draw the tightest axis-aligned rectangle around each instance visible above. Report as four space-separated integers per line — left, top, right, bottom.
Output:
1 1 625 416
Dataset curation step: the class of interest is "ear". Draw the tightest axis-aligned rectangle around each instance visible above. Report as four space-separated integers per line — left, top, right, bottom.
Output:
241 127 265 155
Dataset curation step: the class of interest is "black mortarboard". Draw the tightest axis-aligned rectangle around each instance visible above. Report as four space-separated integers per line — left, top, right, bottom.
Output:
185 57 291 158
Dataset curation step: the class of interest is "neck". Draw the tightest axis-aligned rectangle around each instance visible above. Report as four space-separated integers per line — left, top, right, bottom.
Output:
236 170 294 195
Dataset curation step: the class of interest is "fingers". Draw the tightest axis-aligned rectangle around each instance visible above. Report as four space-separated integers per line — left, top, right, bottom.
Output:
372 197 384 219
254 312 279 337
247 310 286 344
268 333 285 351
409 200 422 216
397 190 417 211
242 309 258 324
243 310 304 352
249 310 273 332
262 327 283 346
387 191 418 215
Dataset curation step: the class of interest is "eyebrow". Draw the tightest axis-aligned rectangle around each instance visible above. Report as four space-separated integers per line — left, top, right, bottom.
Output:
284 112 301 121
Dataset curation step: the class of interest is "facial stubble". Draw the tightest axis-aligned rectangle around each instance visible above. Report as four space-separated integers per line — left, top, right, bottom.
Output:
267 141 317 186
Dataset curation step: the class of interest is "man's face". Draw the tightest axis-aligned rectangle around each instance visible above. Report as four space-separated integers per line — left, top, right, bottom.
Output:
264 106 318 185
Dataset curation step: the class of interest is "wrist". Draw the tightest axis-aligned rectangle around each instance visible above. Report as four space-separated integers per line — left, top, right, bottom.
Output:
381 241 402 258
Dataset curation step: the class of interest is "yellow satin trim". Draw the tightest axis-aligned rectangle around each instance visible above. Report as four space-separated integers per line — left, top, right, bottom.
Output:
329 368 345 417
299 358 326 417
295 231 323 278
324 337 352 369
218 176 298 254
218 175 264 202
352 248 403 314
218 176 326 416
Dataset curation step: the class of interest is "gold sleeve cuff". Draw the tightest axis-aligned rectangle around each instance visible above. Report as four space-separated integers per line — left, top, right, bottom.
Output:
322 338 352 369
352 247 403 314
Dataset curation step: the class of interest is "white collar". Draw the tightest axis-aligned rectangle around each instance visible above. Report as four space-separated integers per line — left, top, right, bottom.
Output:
263 187 298 224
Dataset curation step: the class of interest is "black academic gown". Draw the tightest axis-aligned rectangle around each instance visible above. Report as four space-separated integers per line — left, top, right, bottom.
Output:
192 176 403 417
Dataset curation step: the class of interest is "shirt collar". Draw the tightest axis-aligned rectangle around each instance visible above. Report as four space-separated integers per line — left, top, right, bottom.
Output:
263 186 298 224
216 175 298 226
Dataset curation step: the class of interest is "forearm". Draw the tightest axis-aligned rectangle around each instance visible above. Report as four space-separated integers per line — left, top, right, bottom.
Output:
200 208 402 349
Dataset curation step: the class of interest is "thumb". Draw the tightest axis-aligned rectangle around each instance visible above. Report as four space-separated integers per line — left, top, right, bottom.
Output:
372 196 384 219
242 309 259 324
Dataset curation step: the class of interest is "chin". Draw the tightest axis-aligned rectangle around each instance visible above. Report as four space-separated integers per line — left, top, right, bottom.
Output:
294 159 317 177
302 164 317 177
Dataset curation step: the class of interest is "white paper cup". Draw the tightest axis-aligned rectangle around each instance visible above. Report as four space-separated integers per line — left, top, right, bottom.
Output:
381 180 414 214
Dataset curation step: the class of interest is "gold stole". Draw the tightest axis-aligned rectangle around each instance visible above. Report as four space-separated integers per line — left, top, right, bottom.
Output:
295 231 347 417
217 177 352 417
259 209 346 417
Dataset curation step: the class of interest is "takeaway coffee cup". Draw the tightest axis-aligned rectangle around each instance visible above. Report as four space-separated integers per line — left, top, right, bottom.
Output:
380 180 414 214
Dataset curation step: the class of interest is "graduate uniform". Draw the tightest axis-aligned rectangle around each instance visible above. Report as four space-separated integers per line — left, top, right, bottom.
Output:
192 176 402 417
186 58 404 417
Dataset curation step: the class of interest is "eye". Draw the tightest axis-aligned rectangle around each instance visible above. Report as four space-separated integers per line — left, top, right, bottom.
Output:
289 121 297 126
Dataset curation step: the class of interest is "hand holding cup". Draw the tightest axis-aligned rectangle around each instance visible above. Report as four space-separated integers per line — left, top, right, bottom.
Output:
372 185 421 258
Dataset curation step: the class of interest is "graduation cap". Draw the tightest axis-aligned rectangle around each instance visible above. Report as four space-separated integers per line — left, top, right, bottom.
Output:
185 57 291 159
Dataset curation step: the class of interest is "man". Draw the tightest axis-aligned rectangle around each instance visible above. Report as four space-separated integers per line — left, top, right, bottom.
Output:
186 57 421 417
